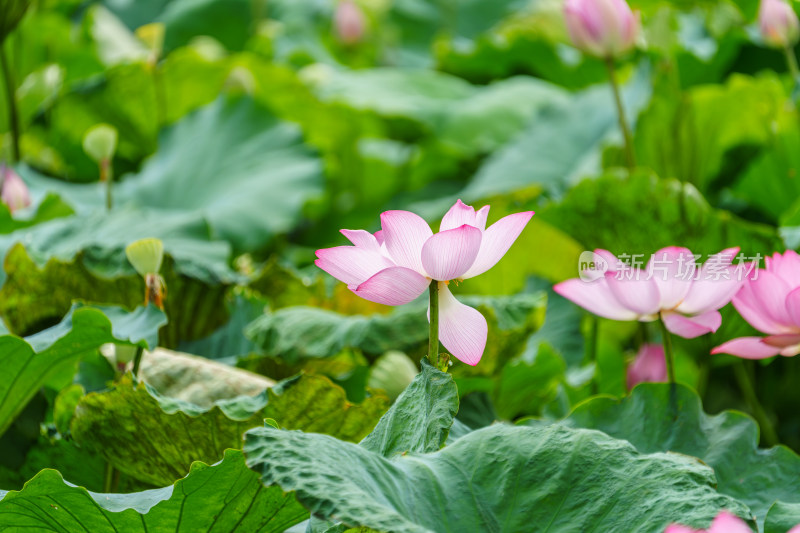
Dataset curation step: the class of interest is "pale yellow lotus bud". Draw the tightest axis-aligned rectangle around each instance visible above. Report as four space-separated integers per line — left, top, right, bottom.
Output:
125 238 164 277
83 124 118 164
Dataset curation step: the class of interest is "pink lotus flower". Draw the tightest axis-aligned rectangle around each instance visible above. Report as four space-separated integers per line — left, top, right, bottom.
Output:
0 164 30 213
334 0 366 46
564 0 639 58
627 343 667 389
759 0 800 48
554 247 745 339
712 250 800 359
315 200 534 366
665 511 752 533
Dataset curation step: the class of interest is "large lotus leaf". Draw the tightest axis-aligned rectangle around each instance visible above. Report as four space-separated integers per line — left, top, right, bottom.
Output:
636 72 789 196
0 449 307 532
138 347 275 407
360 359 458 457
0 303 165 437
0 242 230 346
245 423 753 533
385 0 529 67
765 502 800 533
158 0 251 52
71 373 389 486
539 172 782 259
113 94 323 252
404 65 652 223
311 69 567 154
529 383 800 529
245 292 545 370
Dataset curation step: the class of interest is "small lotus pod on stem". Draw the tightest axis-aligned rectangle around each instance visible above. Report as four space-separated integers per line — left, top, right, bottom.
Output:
82 124 118 210
135 23 167 124
125 238 166 377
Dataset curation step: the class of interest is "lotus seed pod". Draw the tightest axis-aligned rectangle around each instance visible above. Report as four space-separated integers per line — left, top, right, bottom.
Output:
83 124 118 163
125 238 164 277
367 351 419 400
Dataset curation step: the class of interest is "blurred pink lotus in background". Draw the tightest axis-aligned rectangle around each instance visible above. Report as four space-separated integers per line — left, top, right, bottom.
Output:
759 0 800 48
0 165 30 213
627 343 667 389
315 200 533 365
664 511 752 533
713 250 800 359
555 247 745 339
564 0 639 58
334 0 366 45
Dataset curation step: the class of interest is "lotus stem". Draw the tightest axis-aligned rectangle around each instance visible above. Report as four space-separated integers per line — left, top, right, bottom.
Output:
132 346 144 378
657 315 676 385
100 158 113 210
785 45 800 82
0 41 20 162
605 57 636 172
733 360 779 447
428 280 439 368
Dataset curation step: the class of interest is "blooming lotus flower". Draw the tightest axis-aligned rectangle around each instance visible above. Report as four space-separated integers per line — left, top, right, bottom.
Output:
315 200 534 365
627 343 666 389
665 511 752 533
564 0 639 58
0 164 30 213
712 250 800 358
759 0 800 48
334 0 365 45
554 247 745 339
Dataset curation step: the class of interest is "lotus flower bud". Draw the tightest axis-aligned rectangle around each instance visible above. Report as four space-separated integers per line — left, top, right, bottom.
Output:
0 164 30 213
759 0 800 48
368 351 419 400
334 0 365 46
82 124 118 165
564 0 639 58
626 343 667 390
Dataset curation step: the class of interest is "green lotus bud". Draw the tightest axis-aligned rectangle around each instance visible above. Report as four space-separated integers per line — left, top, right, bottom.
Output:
82 123 118 163
125 238 164 277
367 351 418 400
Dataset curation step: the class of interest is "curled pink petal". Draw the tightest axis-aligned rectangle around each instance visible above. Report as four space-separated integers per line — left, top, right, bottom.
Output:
315 246 394 286
646 246 696 310
662 310 721 339
341 229 381 251
785 286 800 325
711 337 783 359
380 210 433 276
676 267 743 315
462 211 534 279
707 512 752 533
374 230 385 246
762 334 800 356
772 250 800 287
751 270 793 327
732 282 789 335
604 271 660 316
421 224 482 281
436 283 487 366
627 343 666 389
352 266 429 306
475 205 490 231
440 199 477 232
553 278 639 321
